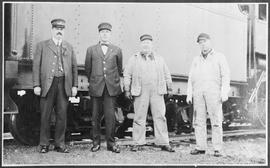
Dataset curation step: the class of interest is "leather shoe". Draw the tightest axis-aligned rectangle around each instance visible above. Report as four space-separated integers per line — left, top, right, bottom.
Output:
190 149 205 155
39 145 49 153
91 144 100 152
214 150 222 157
161 145 175 152
54 146 69 153
107 145 120 153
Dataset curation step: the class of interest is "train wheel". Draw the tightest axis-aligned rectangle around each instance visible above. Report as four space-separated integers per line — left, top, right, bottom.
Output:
8 91 40 146
9 112 40 146
165 100 177 132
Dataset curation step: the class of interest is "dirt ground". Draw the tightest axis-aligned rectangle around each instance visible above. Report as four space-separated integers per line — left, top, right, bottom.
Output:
2 135 266 166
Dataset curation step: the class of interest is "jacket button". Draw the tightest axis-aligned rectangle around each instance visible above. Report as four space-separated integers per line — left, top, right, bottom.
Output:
104 68 106 70
104 74 106 78
53 62 55 65
52 70 54 72
103 61 105 64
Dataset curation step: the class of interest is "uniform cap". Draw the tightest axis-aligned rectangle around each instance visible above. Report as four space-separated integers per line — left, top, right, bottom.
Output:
51 18 66 28
98 22 112 31
197 33 210 43
140 34 153 41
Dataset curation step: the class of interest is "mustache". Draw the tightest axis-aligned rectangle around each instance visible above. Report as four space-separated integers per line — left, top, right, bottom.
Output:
57 32 62 35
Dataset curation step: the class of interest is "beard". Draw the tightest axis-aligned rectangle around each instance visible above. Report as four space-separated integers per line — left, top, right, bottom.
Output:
55 34 63 40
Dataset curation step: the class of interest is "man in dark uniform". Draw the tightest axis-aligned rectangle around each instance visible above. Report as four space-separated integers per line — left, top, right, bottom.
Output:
85 22 122 153
33 19 78 153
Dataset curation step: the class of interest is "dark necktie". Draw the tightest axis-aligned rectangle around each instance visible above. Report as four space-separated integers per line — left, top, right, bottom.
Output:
202 49 212 58
141 52 154 60
56 43 63 72
100 43 109 47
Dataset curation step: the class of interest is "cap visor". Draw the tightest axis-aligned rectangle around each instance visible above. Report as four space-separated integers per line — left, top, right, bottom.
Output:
99 28 111 32
141 38 152 41
53 25 65 28
197 38 207 43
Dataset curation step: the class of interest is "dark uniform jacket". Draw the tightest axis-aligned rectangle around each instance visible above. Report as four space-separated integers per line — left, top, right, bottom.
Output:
85 43 123 97
33 39 78 97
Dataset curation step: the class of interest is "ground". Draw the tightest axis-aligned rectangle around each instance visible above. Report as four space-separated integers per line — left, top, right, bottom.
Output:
2 134 266 166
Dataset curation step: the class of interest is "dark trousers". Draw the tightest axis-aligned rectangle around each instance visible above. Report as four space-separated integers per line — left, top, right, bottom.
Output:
92 86 116 147
39 77 69 147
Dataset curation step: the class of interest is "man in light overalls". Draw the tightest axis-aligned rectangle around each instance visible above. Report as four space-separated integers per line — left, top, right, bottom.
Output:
186 33 230 157
124 34 175 152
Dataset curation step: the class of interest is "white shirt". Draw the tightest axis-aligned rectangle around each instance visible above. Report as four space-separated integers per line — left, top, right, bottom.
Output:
52 37 62 46
100 41 110 55
101 45 108 55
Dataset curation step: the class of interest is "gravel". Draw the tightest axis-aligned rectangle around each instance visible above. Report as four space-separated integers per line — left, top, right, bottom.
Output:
3 136 266 166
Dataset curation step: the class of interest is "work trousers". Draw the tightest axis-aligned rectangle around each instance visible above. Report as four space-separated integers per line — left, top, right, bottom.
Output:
193 91 223 151
133 84 170 146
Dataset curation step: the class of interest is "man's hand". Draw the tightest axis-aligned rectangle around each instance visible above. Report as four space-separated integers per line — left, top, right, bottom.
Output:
34 86 41 96
221 91 228 102
186 95 192 104
125 91 132 100
72 87 78 97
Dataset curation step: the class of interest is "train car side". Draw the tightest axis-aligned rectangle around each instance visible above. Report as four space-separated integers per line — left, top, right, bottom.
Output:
3 3 267 145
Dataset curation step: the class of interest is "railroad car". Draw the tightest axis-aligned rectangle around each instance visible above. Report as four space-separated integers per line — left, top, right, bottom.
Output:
3 3 267 145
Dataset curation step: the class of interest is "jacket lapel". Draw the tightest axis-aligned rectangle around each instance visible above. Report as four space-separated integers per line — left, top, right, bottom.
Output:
61 41 68 56
47 39 58 55
104 44 113 60
60 41 67 75
96 43 105 58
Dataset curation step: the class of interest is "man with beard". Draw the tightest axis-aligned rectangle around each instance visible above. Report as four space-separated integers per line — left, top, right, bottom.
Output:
33 18 78 153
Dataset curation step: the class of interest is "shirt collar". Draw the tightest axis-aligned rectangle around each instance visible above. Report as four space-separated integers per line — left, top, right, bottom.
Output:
200 49 214 59
52 37 62 46
140 51 155 60
99 41 110 46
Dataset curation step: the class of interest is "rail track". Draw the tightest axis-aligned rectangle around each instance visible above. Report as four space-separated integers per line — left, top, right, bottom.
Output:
4 128 265 146
109 128 266 146
4 127 265 148
5 128 264 147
